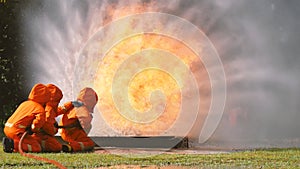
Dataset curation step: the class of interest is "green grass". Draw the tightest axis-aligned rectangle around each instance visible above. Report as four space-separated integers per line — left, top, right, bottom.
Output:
0 143 299 169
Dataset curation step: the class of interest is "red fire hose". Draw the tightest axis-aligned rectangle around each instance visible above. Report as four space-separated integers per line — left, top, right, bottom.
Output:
19 131 67 169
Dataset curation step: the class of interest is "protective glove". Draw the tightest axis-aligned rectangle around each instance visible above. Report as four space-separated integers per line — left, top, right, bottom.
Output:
25 126 34 135
54 122 59 128
71 101 84 107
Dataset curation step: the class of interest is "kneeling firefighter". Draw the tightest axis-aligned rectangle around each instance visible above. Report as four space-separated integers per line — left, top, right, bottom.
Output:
32 84 75 152
3 84 50 153
59 87 98 152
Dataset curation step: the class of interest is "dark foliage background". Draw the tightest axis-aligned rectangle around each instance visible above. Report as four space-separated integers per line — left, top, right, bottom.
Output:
0 1 32 135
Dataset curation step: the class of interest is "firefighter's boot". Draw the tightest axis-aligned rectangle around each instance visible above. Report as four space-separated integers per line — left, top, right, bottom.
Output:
2 137 14 153
62 144 72 152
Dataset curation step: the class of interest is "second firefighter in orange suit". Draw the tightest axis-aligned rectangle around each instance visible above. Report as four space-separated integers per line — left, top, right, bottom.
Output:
33 84 74 152
60 87 98 152
4 84 50 152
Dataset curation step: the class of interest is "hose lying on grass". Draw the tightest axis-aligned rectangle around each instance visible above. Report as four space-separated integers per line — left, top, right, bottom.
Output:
19 131 67 169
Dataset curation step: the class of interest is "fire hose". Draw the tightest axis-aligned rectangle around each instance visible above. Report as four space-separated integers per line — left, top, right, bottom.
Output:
19 131 67 169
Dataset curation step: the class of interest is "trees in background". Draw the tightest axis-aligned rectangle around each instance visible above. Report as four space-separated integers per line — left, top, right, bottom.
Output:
0 1 28 133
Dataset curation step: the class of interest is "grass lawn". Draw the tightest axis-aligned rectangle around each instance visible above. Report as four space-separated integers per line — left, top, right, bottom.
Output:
0 143 299 169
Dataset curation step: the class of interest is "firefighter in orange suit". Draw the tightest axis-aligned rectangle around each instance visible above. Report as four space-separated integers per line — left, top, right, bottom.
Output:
3 84 50 153
60 87 98 152
32 84 74 152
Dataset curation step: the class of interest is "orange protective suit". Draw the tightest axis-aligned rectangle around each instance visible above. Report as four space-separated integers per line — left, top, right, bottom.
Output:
4 84 50 152
33 84 74 152
60 88 98 152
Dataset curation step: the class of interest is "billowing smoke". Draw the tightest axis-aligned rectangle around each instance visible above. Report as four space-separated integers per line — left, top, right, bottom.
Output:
22 0 300 148
168 0 300 148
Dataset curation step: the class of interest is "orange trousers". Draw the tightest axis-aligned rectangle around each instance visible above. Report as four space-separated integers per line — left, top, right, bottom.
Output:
61 128 94 152
33 133 62 152
4 127 41 152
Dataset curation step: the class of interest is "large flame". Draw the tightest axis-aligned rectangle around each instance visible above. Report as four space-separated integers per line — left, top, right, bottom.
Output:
65 3 214 137
24 1 218 138
94 32 211 136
